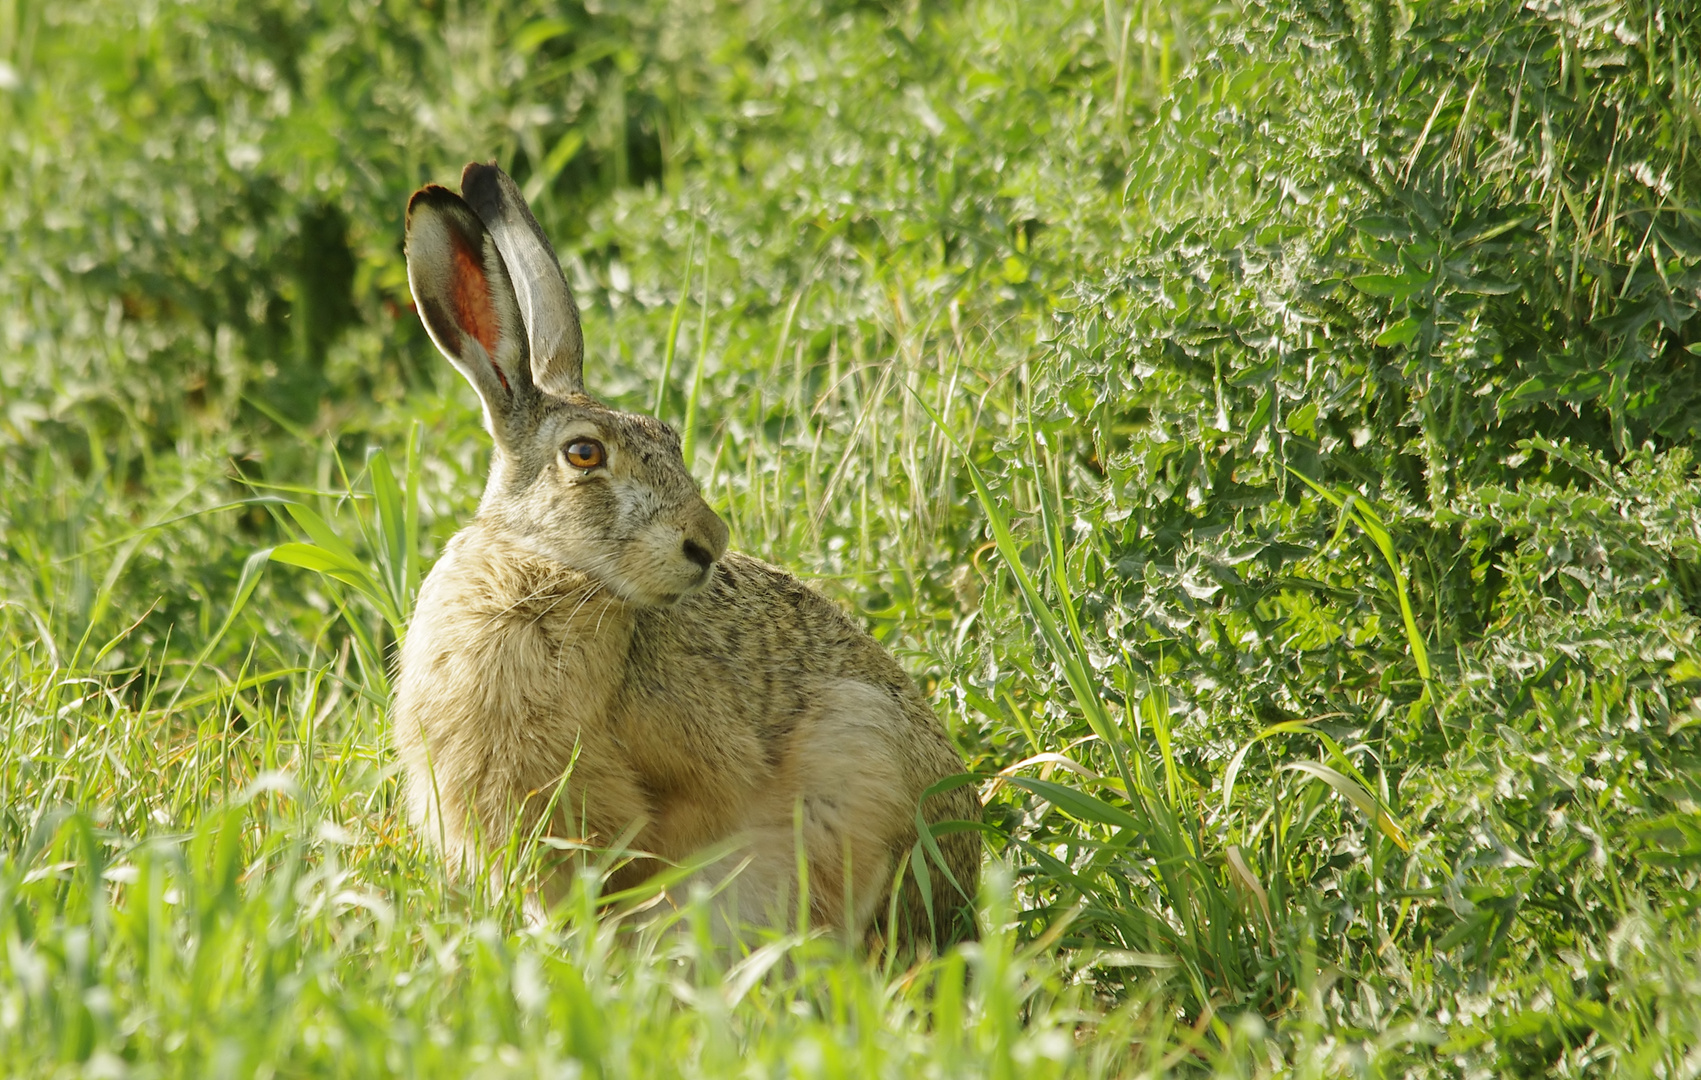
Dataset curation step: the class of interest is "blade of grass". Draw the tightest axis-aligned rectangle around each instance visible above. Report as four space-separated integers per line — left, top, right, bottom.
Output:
1286 467 1433 686
654 224 698 420
161 547 273 719
916 392 1137 801
681 232 712 468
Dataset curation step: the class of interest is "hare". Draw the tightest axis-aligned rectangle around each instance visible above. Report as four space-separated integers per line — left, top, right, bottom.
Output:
393 162 979 949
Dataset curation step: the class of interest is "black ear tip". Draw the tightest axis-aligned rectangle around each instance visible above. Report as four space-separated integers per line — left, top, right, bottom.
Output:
406 184 467 225
460 161 507 198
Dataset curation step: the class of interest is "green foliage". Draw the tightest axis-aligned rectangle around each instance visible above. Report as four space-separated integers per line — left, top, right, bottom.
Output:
1017 0 1701 1067
4 0 1701 1074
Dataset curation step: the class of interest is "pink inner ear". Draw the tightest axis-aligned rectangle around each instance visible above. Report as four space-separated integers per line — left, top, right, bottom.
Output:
449 234 508 390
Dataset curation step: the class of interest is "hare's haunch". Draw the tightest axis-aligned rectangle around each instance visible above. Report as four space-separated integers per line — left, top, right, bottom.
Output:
395 162 979 948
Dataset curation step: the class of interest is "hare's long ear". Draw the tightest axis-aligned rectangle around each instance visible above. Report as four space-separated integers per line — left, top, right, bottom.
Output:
460 162 585 399
405 185 534 439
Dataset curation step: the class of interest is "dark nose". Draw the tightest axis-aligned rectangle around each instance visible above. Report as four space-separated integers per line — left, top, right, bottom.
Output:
682 537 715 570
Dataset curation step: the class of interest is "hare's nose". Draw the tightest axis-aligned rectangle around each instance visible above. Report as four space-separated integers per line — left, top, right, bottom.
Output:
682 538 715 570
686 501 730 565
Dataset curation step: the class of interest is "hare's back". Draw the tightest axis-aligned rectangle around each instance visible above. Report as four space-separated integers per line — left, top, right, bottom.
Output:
616 553 952 768
645 552 918 698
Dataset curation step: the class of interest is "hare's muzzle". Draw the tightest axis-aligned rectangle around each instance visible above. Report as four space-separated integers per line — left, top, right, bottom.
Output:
683 502 730 581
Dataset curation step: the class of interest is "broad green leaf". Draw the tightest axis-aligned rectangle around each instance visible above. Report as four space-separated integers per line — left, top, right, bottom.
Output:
1353 215 1412 241
1499 374 1557 414
1375 315 1422 347
1350 271 1428 300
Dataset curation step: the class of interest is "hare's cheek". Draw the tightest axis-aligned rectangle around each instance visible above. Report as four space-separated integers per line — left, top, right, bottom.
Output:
551 478 621 532
609 480 664 527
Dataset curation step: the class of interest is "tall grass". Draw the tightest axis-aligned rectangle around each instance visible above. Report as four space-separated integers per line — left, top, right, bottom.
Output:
0 644 1187 1077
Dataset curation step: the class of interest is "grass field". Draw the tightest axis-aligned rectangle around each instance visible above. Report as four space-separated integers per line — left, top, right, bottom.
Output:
5 0 1701 1074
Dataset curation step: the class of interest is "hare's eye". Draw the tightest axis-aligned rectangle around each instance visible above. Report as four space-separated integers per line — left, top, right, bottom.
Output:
564 439 606 469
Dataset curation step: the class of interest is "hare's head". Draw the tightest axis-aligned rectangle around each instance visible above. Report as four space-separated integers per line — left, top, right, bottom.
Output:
404 162 728 606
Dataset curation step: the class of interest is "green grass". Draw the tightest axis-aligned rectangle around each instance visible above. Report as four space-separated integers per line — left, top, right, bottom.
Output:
5 0 1701 1074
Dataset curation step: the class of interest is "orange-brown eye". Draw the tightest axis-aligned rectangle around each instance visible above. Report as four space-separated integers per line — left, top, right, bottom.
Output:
564 439 605 469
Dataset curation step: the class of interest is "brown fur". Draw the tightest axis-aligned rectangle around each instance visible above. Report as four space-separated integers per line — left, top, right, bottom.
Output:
395 163 978 949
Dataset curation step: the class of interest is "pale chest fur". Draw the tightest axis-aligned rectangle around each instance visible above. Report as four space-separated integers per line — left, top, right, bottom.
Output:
393 527 767 859
393 528 635 851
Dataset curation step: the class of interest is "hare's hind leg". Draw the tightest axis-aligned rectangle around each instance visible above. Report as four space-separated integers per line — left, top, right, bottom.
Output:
702 680 917 941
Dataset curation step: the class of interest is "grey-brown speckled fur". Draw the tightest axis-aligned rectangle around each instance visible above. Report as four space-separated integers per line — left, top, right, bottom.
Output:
394 163 978 950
